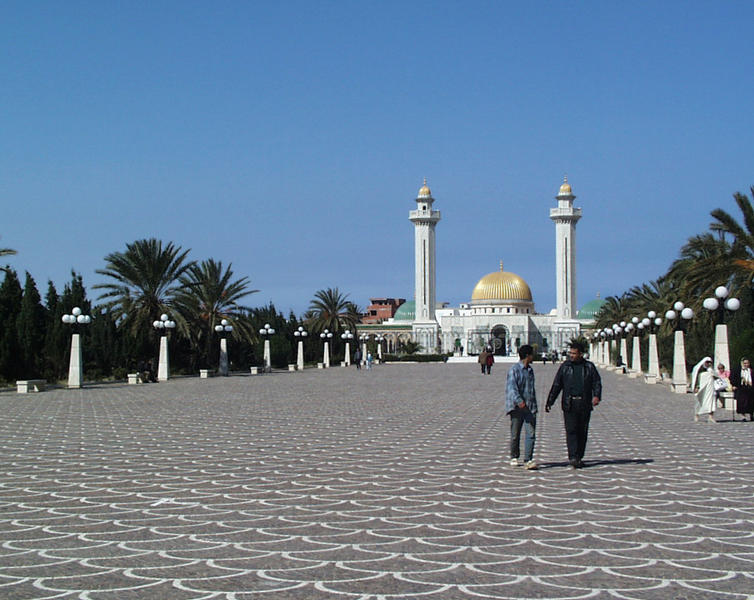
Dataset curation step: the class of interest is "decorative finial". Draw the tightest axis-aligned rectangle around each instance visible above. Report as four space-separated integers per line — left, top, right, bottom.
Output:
596 292 601 299
499 260 504 271
423 177 427 185
563 174 568 183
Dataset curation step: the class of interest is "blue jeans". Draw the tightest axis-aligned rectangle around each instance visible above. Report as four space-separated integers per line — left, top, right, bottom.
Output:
510 408 536 462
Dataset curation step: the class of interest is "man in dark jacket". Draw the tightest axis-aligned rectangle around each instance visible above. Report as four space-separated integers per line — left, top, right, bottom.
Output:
545 342 602 468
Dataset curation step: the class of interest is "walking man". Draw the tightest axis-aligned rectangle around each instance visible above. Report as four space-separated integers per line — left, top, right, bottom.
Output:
545 342 602 469
506 344 538 470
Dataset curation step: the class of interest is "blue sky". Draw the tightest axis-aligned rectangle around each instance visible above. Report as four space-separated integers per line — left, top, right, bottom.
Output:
2 1 753 315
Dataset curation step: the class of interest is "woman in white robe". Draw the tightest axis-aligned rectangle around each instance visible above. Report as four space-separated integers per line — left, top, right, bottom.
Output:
691 356 718 422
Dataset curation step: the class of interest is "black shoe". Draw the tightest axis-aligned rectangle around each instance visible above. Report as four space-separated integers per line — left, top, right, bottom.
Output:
576 460 585 469
569 459 579 469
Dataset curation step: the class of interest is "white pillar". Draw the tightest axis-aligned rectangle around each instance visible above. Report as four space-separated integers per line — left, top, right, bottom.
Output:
629 336 642 378
67 333 83 389
324 342 330 368
158 335 169 381
297 340 304 371
344 342 351 366
362 342 367 365
620 338 628 372
713 324 730 373
377 342 383 360
219 338 229 376
672 330 687 393
263 339 271 371
647 333 660 384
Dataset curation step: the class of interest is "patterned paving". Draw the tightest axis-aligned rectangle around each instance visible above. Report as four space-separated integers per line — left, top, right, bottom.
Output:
0 364 752 600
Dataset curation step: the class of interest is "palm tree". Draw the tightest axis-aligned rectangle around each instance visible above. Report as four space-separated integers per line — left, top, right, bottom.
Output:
175 259 258 363
710 186 754 282
0 239 17 274
665 233 744 306
307 287 360 334
94 239 193 336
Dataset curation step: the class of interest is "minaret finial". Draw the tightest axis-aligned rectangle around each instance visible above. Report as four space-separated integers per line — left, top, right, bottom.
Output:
563 174 568 183
423 177 427 185
499 260 504 271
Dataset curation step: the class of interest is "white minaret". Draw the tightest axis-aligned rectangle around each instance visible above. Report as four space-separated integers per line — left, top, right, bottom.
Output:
550 176 581 319
409 179 441 352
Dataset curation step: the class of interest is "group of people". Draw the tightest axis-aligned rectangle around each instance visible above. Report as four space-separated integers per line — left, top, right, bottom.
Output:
691 356 754 422
136 359 157 383
478 347 495 374
505 341 602 470
353 348 374 370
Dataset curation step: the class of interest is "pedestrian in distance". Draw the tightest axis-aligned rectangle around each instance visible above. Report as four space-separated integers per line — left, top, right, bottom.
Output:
366 352 373 370
545 341 602 469
506 344 538 470
478 348 489 375
485 347 494 375
354 347 362 370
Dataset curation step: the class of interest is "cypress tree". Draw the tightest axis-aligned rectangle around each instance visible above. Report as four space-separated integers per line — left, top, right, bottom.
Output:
16 272 47 378
43 280 68 380
0 270 23 381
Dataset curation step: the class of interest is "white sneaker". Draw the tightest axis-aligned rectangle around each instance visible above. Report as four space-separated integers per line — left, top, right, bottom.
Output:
510 458 521 467
525 460 538 470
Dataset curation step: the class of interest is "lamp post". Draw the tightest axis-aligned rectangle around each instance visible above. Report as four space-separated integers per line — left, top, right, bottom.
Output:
320 329 333 367
259 323 275 373
591 333 599 365
341 330 353 366
666 301 694 393
599 330 607 366
376 334 385 362
62 307 91 389
214 319 233 376
359 333 368 366
703 285 740 371
605 328 615 368
645 311 662 384
294 326 308 371
153 313 176 381
628 317 642 378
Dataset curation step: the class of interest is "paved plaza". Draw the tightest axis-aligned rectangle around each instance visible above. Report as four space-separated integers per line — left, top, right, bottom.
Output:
0 363 752 600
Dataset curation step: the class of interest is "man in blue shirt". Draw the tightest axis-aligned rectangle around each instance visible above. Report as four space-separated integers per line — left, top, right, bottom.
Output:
505 344 538 470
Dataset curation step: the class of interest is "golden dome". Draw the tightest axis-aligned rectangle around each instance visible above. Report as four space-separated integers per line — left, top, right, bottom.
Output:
558 175 572 195
417 178 432 198
471 262 533 302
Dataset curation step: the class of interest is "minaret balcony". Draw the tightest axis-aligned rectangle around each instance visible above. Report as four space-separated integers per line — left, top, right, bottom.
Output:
409 209 441 223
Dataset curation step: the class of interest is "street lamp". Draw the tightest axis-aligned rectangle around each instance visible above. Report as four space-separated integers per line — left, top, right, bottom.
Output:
214 319 233 376
359 333 369 367
62 307 91 388
665 302 694 393
703 285 740 370
153 313 176 381
375 334 385 361
628 317 643 378
259 323 274 373
319 329 333 368
644 311 662 384
294 326 308 371
341 330 354 366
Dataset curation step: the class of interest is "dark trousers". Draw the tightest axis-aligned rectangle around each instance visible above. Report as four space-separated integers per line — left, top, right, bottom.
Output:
563 410 591 461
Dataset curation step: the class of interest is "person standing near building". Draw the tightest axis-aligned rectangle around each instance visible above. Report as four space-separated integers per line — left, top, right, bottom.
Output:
545 342 602 469
505 345 538 470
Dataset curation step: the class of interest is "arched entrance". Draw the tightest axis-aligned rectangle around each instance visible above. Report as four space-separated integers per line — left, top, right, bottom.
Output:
490 325 508 356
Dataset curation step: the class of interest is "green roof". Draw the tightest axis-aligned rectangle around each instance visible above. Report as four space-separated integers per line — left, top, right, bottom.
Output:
577 297 607 320
393 300 415 321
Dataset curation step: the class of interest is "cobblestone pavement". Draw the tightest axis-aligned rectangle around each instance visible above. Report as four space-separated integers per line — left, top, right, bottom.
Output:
0 364 752 600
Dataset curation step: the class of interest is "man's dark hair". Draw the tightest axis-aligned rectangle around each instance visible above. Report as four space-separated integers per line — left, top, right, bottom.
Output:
569 341 586 354
518 344 534 359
